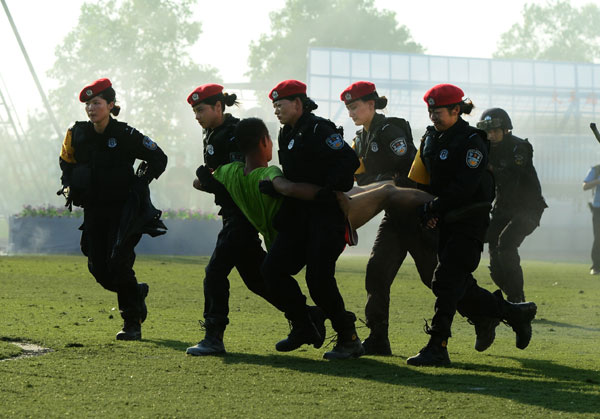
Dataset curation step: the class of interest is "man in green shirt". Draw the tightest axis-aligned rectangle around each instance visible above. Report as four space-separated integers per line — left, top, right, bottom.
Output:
194 118 330 354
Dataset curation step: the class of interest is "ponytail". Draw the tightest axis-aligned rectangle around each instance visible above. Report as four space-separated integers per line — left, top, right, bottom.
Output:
202 91 240 112
446 98 475 115
459 98 474 115
374 96 388 110
98 87 120 116
302 96 318 112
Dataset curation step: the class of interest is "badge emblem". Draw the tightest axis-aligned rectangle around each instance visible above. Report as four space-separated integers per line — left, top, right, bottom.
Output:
86 89 93 97
326 133 344 150
142 136 157 151
466 149 483 168
206 144 215 155
439 149 448 160
107 138 117 148
345 92 352 101
370 142 379 152
192 93 199 101
428 97 435 106
272 90 279 99
390 138 407 156
288 138 295 150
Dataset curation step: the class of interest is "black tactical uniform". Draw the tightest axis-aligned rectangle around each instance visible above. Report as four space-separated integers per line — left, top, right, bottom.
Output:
200 114 282 335
418 118 502 339
353 113 437 355
59 117 167 337
260 111 361 357
487 134 547 302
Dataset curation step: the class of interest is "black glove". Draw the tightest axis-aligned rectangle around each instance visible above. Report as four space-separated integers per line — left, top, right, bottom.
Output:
259 179 280 197
195 165 219 193
196 165 212 183
417 200 438 229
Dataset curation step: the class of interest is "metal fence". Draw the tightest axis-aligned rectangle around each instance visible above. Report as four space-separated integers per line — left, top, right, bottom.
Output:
307 47 600 184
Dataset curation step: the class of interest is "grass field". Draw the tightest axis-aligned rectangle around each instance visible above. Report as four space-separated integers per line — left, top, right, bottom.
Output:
0 255 599 418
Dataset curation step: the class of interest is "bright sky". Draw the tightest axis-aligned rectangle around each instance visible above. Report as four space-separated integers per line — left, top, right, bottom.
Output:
0 0 593 124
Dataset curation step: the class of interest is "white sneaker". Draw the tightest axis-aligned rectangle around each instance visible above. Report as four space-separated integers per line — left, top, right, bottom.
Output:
590 269 600 275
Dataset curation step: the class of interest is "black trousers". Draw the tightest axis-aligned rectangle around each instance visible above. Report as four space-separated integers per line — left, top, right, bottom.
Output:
487 211 541 302
430 230 503 339
82 205 142 321
364 212 437 333
261 211 353 333
203 213 284 330
592 208 600 270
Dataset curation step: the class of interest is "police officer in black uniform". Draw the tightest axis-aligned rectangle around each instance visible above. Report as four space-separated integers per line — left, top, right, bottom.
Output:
340 81 437 355
477 108 547 303
406 84 538 366
185 84 287 356
261 79 363 360
58 78 167 340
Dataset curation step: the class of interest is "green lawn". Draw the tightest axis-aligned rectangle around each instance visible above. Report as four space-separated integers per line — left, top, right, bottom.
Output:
0 255 598 417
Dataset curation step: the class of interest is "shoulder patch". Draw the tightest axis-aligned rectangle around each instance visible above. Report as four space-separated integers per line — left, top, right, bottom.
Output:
466 149 483 168
142 136 157 151
390 137 407 156
326 133 345 150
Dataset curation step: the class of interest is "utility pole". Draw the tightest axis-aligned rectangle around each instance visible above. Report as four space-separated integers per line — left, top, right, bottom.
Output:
1 0 62 139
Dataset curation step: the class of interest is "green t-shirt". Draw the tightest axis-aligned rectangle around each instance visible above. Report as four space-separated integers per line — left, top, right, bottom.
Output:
213 162 283 249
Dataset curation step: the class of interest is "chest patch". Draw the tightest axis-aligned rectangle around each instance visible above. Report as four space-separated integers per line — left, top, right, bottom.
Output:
107 137 117 148
143 136 157 151
288 138 295 150
514 154 525 166
390 138 407 156
206 144 215 155
326 133 344 150
466 149 483 168
439 149 449 160
370 142 379 152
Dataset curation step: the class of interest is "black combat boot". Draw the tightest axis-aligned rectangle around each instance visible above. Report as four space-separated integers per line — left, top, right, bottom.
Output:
323 328 365 360
469 315 500 352
138 283 149 323
500 296 537 349
362 323 392 356
186 324 226 356
406 334 450 366
307 305 327 347
275 317 324 352
116 319 142 341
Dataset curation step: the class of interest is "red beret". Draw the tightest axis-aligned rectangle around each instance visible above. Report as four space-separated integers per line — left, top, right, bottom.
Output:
340 81 376 104
423 84 464 107
187 84 224 107
269 80 306 101
79 78 112 102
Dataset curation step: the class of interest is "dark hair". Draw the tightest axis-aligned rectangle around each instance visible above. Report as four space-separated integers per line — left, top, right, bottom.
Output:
281 94 318 112
97 87 121 116
234 117 269 154
358 92 388 110
445 98 474 116
202 92 239 112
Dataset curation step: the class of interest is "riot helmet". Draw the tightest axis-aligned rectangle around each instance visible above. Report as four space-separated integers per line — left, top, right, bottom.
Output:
477 108 513 131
